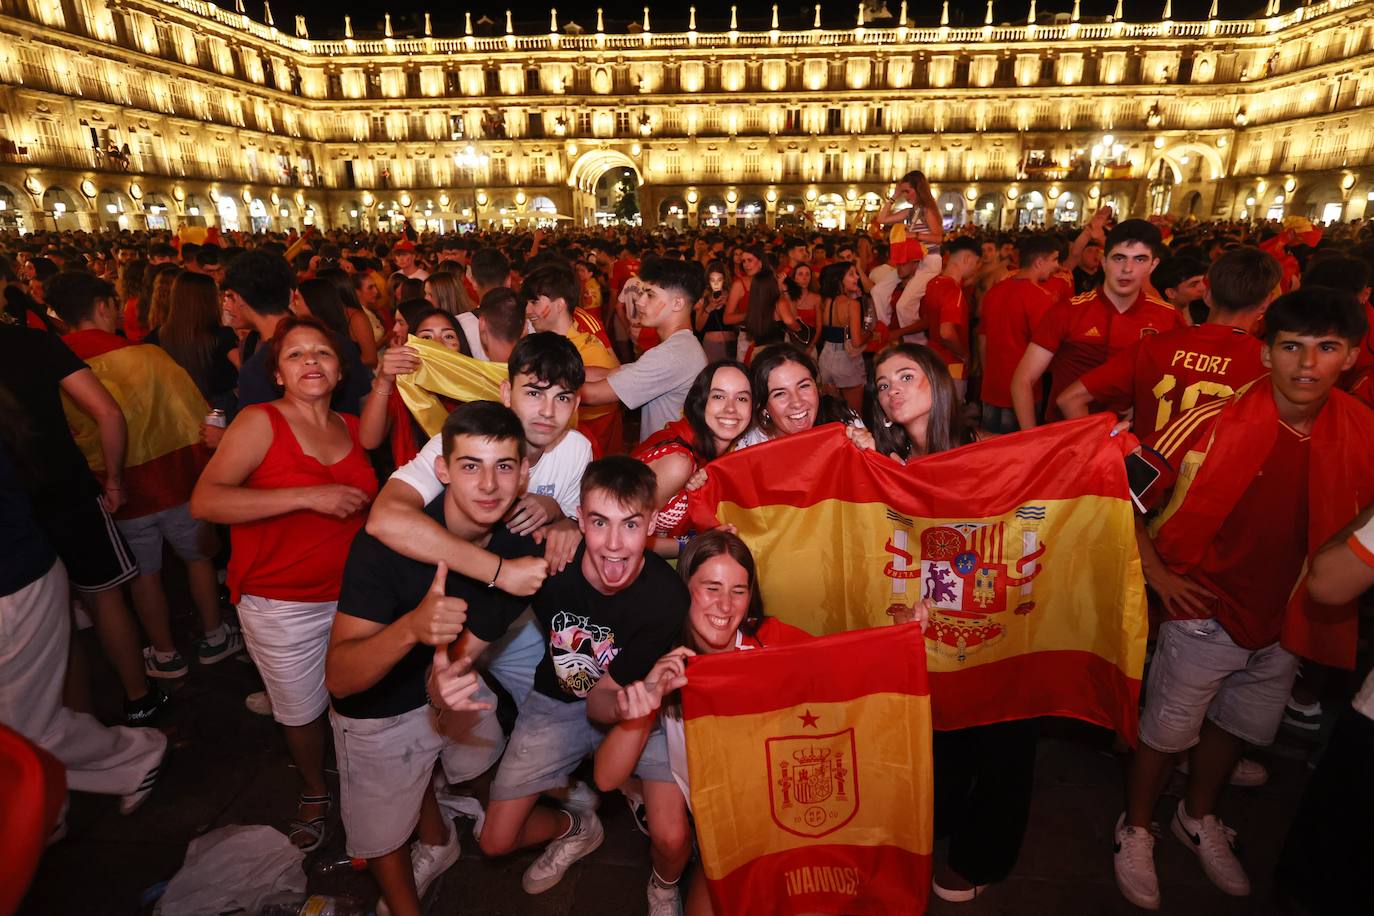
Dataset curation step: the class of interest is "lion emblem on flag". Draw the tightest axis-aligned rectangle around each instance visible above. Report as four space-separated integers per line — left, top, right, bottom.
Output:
883 506 1048 661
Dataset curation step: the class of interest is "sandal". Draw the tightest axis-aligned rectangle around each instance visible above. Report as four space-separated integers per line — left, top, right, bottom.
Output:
287 793 332 851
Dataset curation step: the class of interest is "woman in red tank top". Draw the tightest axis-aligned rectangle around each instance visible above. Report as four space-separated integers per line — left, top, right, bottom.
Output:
191 316 377 851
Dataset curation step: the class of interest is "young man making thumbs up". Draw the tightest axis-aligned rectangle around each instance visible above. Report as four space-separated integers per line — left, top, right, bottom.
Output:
325 402 545 916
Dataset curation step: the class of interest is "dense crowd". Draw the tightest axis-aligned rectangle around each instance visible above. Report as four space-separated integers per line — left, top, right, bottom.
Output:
3 170 1373 916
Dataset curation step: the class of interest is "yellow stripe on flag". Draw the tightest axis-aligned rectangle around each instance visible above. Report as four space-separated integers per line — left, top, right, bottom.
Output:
686 692 932 881
393 334 507 437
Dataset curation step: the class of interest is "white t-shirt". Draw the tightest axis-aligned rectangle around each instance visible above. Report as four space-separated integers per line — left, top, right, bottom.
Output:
456 312 487 361
390 428 592 520
607 328 707 442
664 631 753 810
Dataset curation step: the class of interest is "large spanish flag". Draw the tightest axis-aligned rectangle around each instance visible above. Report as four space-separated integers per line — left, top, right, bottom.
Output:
682 624 932 916
61 333 209 520
689 415 1147 737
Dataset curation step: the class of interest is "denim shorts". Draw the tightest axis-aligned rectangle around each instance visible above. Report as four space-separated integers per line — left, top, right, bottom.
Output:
331 694 504 858
490 691 604 801
115 502 209 575
1138 617 1300 753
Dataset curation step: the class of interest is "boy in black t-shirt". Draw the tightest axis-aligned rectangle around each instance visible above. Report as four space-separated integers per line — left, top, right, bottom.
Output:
325 402 542 916
430 456 690 899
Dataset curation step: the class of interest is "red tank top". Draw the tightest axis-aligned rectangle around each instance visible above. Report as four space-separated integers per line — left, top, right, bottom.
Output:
227 403 378 604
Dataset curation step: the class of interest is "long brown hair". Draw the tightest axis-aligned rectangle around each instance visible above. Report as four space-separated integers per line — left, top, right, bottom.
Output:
899 169 939 215
137 261 178 330
159 271 222 396
742 246 781 341
146 267 180 330
425 271 473 315
866 343 972 459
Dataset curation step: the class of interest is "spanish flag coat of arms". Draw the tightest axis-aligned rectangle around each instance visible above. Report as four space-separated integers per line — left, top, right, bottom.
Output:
682 625 933 916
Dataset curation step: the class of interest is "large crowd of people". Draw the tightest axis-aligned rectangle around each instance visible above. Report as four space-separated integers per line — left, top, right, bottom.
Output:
3 168 1373 915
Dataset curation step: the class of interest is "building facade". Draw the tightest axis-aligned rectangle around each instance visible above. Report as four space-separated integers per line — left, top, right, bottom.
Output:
1 0 1373 234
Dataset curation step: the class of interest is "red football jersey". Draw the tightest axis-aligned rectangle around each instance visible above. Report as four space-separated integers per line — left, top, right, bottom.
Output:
1031 289 1183 421
920 275 969 377
1078 324 1266 434
977 277 1056 408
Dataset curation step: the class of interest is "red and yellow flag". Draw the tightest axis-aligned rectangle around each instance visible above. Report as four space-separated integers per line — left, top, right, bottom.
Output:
682 625 932 916
689 415 1147 737
61 339 209 520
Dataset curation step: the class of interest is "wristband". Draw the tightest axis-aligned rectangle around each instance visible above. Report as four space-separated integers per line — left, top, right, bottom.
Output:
488 556 503 589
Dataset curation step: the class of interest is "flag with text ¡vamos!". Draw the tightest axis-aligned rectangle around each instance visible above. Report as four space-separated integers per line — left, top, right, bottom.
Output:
682 624 932 916
687 415 1148 738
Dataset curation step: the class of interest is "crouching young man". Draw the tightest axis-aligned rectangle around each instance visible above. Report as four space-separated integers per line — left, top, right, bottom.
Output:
429 456 692 908
325 402 545 916
1113 287 1374 910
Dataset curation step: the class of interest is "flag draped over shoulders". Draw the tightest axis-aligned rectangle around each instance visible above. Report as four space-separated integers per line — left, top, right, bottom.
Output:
683 625 933 916
392 334 507 437
689 417 1147 737
1150 382 1374 668
61 340 208 519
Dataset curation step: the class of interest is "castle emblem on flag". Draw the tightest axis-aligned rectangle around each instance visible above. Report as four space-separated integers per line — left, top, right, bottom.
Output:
766 726 859 838
884 507 1049 662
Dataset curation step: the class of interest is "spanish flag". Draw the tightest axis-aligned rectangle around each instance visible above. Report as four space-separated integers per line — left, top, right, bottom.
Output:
61 331 210 520
393 334 507 437
689 415 1147 737
682 624 932 916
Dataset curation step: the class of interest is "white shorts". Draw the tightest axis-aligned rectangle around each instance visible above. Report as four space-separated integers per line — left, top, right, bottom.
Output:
331 695 505 859
236 595 335 727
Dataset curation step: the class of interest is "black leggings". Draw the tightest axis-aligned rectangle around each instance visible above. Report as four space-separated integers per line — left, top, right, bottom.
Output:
933 719 1039 886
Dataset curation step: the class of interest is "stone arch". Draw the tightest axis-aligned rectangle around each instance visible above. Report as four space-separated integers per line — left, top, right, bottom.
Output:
566 148 643 193
1147 142 1225 186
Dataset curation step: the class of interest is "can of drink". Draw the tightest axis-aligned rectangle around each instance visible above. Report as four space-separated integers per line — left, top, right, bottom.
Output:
204 409 227 428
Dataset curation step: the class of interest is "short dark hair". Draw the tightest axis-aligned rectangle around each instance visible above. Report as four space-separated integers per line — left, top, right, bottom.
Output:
507 331 586 391
44 270 115 325
1017 235 1060 265
1263 287 1368 346
1207 247 1282 314
520 264 579 314
579 455 658 514
478 287 525 345
639 256 705 303
1302 255 1372 300
1104 219 1163 258
470 248 511 288
222 249 296 315
148 243 177 260
194 247 220 268
440 400 527 461
944 237 982 258
1151 256 1208 298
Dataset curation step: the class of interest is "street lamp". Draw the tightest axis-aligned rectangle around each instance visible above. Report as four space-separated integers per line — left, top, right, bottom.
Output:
454 145 489 230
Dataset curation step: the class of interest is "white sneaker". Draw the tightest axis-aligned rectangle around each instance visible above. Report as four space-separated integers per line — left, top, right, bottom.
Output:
562 779 601 815
376 824 460 916
1170 801 1250 896
647 874 683 916
244 691 273 716
1176 756 1269 788
521 812 605 894
1113 813 1161 910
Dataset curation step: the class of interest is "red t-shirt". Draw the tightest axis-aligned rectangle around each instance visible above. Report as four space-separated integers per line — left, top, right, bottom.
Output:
1190 424 1309 649
920 275 968 378
573 307 615 352
63 328 129 360
122 298 148 343
1031 288 1183 421
611 256 640 299
1078 324 1266 435
977 277 1056 408
1043 272 1074 309
227 403 378 603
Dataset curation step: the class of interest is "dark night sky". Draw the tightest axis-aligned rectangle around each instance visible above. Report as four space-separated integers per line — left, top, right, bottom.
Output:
267 0 1256 40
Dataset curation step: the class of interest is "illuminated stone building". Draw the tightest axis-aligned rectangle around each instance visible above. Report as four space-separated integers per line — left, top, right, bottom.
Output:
1 0 1372 234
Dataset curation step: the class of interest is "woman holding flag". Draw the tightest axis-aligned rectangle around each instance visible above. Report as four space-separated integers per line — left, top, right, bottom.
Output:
594 530 930 914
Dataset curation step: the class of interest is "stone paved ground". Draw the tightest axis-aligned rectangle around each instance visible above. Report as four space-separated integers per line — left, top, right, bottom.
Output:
21 605 1320 916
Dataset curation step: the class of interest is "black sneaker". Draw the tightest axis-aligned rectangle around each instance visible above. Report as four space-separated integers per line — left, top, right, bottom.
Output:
124 686 169 727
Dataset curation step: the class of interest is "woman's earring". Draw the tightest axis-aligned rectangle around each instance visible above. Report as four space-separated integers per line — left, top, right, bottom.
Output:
883 418 894 428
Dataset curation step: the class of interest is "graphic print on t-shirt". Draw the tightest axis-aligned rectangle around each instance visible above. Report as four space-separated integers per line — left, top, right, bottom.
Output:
549 610 620 697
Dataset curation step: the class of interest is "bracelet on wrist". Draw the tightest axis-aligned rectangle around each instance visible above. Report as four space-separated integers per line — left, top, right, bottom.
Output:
487 556 503 589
